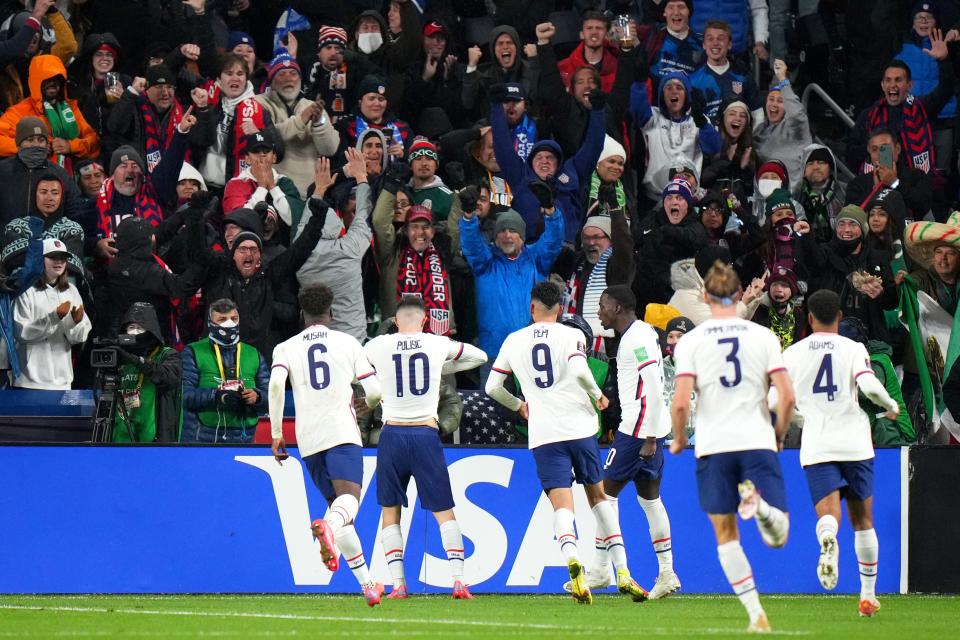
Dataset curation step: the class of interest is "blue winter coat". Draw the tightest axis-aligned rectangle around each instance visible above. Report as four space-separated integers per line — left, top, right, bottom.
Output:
690 0 754 54
0 217 44 381
459 210 564 358
896 35 957 120
491 102 605 243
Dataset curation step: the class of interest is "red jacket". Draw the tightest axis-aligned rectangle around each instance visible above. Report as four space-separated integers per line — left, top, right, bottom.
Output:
557 42 620 94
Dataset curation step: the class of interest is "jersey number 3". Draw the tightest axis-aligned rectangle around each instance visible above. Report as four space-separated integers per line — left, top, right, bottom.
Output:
718 337 742 388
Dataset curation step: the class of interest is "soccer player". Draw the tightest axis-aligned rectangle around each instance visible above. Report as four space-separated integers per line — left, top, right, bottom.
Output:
486 281 648 605
670 261 796 632
268 283 384 606
589 285 681 600
363 295 487 600
781 290 898 617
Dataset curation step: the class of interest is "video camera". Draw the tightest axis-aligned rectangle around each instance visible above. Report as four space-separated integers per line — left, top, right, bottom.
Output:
90 335 136 369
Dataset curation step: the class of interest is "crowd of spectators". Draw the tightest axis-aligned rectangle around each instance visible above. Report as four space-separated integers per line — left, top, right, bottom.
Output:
0 0 958 446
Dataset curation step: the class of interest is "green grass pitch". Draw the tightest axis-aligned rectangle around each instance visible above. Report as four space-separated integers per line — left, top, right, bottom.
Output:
0 594 956 638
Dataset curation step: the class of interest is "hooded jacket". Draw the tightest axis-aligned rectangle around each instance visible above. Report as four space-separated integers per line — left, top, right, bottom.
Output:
113 301 182 443
0 144 85 230
752 81 812 193
794 143 847 243
66 33 128 140
347 6 420 107
558 41 620 94
0 9 77 112
0 54 99 160
491 101 606 242
667 257 760 325
631 70 722 201
462 25 539 118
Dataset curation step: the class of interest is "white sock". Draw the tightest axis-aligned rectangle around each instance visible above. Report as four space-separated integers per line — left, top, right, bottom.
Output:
335 525 372 589
381 523 406 588
755 498 790 547
854 528 879 598
326 494 359 534
592 500 628 572
816 514 839 544
592 496 614 575
439 520 465 582
718 541 765 621
638 496 673 573
554 508 579 562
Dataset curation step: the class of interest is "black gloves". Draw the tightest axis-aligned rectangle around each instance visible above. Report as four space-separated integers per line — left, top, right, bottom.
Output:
459 185 480 215
0 273 15 295
598 183 619 209
116 348 141 366
527 180 555 209
444 161 466 189
587 89 607 111
216 389 244 408
187 192 219 223
691 89 708 128
488 83 508 104
383 161 412 195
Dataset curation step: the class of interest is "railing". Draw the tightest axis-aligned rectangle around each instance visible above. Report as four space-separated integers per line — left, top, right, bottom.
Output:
801 82 856 182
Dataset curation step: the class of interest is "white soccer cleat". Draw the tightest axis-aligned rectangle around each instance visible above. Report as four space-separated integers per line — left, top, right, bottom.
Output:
859 597 881 617
747 613 771 633
737 480 760 520
648 570 681 599
817 534 839 590
562 568 611 593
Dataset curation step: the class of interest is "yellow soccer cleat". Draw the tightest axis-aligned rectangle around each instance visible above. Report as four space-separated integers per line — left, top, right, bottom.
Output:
616 569 649 602
567 559 593 605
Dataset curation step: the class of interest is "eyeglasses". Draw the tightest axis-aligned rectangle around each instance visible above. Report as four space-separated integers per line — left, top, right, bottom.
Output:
914 14 935 22
394 200 411 210
236 246 260 255
703 205 723 213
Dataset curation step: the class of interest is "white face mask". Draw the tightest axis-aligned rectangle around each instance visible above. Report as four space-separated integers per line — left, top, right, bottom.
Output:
758 178 782 198
357 32 383 54
126 327 146 335
218 319 239 328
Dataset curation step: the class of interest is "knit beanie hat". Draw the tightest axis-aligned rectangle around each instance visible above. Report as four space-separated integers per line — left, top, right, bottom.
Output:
867 188 907 229
662 178 693 206
582 215 612 238
267 52 301 83
837 204 868 235
232 230 263 251
16 117 49 146
911 1 940 23
756 160 788 184
765 188 795 219
695 245 733 278
110 145 145 174
357 74 387 98
494 209 526 237
665 315 694 335
767 265 800 298
806 147 834 168
318 25 348 48
597 135 626 165
408 137 439 164
228 31 255 50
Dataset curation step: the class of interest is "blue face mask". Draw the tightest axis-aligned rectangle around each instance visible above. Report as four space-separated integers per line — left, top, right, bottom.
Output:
208 318 239 346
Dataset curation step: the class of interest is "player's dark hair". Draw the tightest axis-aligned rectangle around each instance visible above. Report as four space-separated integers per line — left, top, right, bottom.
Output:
299 283 334 317
806 289 842 325
208 298 237 319
603 284 636 311
530 280 562 309
397 294 427 313
703 260 741 304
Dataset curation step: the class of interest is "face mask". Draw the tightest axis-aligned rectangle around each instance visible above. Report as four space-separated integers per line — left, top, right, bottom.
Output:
126 327 146 335
208 318 240 346
774 216 797 242
18 146 48 168
758 179 782 198
357 32 383 54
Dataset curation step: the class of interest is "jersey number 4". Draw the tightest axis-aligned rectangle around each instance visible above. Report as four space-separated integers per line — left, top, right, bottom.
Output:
813 354 838 401
718 337 742 388
391 353 430 397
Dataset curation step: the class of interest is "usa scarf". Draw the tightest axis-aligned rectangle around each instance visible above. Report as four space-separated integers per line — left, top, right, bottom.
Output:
204 81 267 177
867 96 935 174
95 178 164 239
397 243 452 336
141 97 183 173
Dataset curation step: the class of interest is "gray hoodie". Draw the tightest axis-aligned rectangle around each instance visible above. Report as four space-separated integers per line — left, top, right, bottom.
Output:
752 82 812 193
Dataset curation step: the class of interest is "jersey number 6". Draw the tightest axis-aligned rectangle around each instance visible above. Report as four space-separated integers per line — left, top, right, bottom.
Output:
308 343 330 390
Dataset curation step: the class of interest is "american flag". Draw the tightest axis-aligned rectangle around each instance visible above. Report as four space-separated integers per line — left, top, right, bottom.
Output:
457 391 525 445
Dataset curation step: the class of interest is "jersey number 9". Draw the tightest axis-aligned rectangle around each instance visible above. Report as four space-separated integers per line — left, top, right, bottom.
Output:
532 343 554 388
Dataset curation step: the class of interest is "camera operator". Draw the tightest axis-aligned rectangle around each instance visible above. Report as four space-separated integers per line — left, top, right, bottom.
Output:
181 297 269 444
111 302 182 443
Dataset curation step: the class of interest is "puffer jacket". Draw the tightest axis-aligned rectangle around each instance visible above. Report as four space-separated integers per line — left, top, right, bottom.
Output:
462 25 539 119
635 209 708 307
896 31 957 121
666 257 760 325
0 54 99 159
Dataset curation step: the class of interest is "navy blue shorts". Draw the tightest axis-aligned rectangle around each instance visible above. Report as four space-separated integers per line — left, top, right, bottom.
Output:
804 459 874 505
376 426 455 512
696 450 788 515
302 444 364 503
531 436 604 492
603 433 665 483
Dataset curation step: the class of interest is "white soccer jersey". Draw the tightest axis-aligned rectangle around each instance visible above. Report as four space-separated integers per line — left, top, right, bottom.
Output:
673 317 786 457
364 332 480 424
271 325 376 457
616 320 671 439
784 333 881 466
491 322 602 449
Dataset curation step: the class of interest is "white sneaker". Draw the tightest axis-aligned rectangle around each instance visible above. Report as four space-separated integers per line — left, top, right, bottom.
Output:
562 568 611 593
648 570 681 599
817 534 839 590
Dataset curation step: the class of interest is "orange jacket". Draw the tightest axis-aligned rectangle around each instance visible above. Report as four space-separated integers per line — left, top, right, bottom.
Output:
0 55 99 159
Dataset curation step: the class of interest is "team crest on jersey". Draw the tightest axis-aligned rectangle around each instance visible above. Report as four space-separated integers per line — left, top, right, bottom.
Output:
558 173 570 184
731 81 742 94
421 199 433 210
913 151 930 174
429 308 450 336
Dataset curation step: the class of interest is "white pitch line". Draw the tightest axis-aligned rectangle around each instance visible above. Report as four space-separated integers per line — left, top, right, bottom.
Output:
0 604 812 636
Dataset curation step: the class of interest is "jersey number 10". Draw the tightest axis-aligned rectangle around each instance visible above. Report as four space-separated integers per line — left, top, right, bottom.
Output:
392 353 430 397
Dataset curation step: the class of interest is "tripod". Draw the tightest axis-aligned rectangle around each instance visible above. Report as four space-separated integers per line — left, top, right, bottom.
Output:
90 368 134 443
